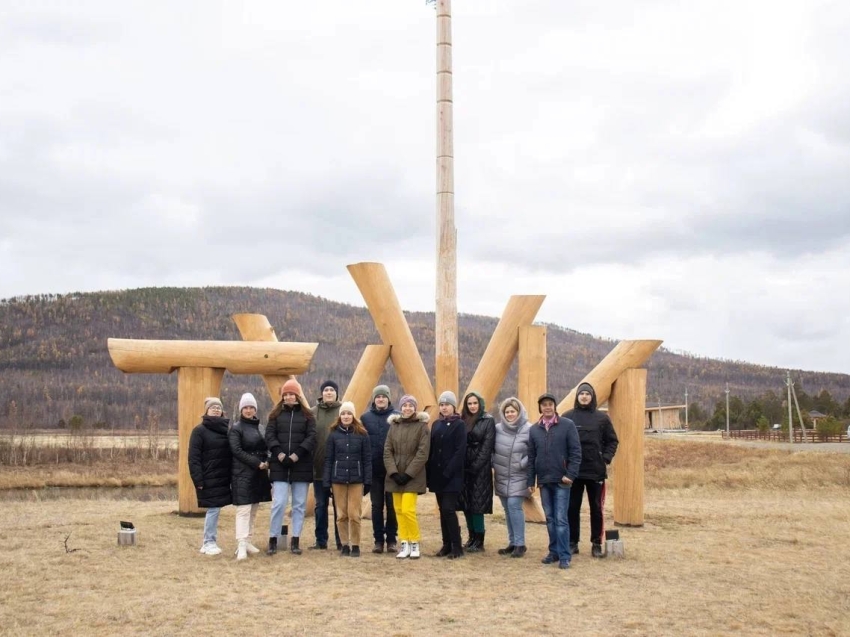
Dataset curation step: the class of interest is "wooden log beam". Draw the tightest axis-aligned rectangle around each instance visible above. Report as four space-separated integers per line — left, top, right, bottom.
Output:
177 366 225 515
342 345 392 415
347 263 437 412
607 368 646 526
108 339 317 375
517 324 547 422
232 313 295 402
557 339 662 413
464 295 545 411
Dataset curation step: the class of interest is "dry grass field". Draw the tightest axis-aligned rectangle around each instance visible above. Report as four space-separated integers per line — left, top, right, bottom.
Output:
1 438 849 636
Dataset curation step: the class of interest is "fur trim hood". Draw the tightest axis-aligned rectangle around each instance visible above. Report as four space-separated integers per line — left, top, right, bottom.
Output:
388 411 430 425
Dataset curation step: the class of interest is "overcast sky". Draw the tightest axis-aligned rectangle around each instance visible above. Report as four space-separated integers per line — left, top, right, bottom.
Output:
2 1 849 374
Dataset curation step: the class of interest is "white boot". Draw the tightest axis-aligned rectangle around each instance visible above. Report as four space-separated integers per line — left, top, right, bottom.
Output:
396 541 411 559
409 542 420 559
236 540 248 561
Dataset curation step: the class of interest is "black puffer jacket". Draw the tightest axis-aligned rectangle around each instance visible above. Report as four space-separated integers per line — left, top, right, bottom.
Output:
229 415 272 506
188 415 232 508
361 402 398 479
459 394 495 514
562 383 619 481
322 425 372 487
266 403 317 483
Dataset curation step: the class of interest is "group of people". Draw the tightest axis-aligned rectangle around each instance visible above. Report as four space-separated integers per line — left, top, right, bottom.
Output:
188 378 618 570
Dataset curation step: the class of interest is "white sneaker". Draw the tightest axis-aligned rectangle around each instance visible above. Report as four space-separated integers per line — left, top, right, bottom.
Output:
396 541 411 559
245 542 260 554
236 541 248 561
200 543 221 555
409 542 420 559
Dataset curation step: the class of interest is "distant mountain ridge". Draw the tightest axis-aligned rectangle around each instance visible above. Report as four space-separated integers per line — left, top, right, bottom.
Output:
1 286 848 429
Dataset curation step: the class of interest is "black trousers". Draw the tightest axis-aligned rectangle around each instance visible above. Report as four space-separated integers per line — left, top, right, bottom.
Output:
568 479 606 544
370 474 398 543
435 492 462 549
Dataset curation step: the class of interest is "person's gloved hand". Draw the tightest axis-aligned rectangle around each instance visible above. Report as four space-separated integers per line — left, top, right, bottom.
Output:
391 473 404 485
398 473 412 485
280 456 293 467
363 484 371 496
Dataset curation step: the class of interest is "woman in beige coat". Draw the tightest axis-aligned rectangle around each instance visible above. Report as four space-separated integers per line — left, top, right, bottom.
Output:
383 394 430 560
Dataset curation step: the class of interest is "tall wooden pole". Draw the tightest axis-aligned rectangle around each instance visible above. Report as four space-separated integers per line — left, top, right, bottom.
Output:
607 368 646 526
435 0 458 397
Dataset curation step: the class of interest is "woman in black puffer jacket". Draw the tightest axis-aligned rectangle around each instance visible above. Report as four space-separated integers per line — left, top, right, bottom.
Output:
188 397 232 556
229 392 271 561
459 391 495 553
322 401 371 557
264 378 317 556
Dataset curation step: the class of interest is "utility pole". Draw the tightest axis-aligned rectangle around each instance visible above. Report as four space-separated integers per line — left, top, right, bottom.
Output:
786 370 794 444
725 382 730 437
684 387 689 430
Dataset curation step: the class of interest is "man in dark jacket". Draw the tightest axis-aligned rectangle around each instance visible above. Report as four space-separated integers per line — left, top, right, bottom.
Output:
527 392 582 570
563 382 619 558
360 384 399 554
310 380 342 550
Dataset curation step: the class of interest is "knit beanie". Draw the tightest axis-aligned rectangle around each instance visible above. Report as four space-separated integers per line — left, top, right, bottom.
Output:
438 390 458 408
576 382 594 396
320 380 339 396
281 378 302 396
203 397 223 415
399 394 418 410
372 384 391 402
238 393 257 411
339 401 356 416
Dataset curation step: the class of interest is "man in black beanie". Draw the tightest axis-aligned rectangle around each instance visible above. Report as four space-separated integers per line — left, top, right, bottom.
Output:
361 384 400 553
563 382 619 558
310 379 341 550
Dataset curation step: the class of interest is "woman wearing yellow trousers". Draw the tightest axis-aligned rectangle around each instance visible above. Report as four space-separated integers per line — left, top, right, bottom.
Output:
384 395 431 560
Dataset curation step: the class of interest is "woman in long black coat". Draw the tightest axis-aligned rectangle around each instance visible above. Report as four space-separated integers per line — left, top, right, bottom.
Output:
229 392 271 561
426 390 467 559
188 397 232 556
459 391 496 552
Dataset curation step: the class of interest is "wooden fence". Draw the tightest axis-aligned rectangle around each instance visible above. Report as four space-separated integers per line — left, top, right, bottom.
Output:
723 429 849 443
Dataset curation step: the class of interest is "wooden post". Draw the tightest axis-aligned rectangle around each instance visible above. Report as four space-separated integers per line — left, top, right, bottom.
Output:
342 345 391 415
435 0 458 398
177 367 225 515
518 324 547 422
557 339 662 413
607 368 646 526
464 296 545 410
232 313 295 401
347 263 437 411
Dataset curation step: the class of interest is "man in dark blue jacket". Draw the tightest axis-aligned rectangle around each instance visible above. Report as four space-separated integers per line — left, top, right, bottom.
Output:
527 392 582 569
563 382 619 558
360 384 400 554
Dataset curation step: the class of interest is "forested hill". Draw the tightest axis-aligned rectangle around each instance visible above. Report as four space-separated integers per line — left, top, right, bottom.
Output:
1 287 849 429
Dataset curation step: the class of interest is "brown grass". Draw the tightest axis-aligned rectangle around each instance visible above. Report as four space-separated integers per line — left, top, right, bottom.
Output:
1 438 849 636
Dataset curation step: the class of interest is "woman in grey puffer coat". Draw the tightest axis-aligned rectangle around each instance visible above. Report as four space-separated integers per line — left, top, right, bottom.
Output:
492 397 531 558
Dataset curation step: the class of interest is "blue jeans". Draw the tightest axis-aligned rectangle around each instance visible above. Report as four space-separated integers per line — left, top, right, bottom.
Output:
202 507 221 545
499 496 526 547
313 480 340 547
269 481 309 539
539 484 571 562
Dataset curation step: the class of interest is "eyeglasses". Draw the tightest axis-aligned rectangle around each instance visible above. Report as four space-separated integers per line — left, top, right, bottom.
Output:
208 405 222 410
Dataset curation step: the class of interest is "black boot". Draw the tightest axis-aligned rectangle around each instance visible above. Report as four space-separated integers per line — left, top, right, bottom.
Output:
510 545 527 558
266 537 277 556
591 542 604 558
350 545 361 557
434 545 451 557
447 544 464 560
463 533 476 549
290 537 302 555
569 542 579 555
497 544 515 556
467 531 485 553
